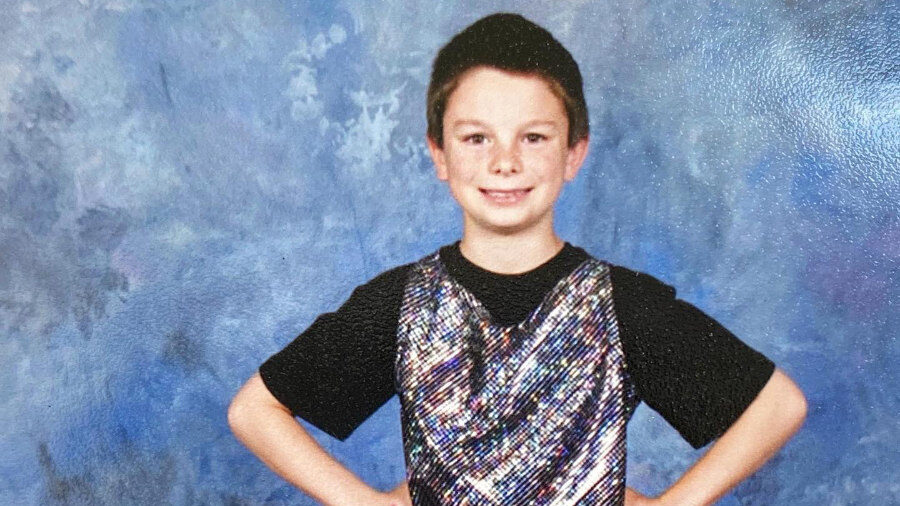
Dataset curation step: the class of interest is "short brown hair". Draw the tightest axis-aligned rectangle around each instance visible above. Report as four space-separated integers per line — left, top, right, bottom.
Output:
426 13 589 149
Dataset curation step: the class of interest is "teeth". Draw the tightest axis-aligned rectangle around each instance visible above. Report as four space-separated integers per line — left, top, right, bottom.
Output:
484 189 528 201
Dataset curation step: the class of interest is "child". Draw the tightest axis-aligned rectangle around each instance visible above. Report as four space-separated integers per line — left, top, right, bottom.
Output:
229 13 807 506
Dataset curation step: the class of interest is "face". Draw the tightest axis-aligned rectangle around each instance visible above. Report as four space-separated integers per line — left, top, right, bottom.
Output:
427 66 589 236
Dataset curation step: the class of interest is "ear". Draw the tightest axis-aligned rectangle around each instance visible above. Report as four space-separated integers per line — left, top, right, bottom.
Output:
427 135 449 181
563 136 589 181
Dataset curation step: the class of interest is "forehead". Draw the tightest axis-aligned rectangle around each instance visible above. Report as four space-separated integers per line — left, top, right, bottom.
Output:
445 66 567 125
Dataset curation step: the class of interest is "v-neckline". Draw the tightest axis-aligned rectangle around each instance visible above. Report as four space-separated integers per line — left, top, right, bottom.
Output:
435 253 593 332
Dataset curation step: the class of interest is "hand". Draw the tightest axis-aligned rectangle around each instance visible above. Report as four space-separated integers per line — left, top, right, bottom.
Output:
379 480 413 506
625 486 659 506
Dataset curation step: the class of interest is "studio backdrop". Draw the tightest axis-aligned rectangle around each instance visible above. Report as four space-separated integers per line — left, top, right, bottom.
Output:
1 1 898 505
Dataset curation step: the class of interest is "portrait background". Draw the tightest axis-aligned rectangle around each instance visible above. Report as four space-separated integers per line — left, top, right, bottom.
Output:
2 1 898 504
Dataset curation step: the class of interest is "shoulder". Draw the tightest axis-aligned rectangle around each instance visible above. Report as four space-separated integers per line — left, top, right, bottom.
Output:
348 262 415 305
607 263 677 310
562 245 674 299
365 261 415 288
351 243 455 299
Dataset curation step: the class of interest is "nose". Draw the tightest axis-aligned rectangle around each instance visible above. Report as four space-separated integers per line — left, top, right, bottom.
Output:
490 142 521 175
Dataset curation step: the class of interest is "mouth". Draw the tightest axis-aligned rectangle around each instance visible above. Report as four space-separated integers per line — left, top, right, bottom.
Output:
479 187 533 204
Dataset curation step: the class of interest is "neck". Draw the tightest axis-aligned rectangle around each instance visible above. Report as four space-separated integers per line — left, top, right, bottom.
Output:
458 229 565 275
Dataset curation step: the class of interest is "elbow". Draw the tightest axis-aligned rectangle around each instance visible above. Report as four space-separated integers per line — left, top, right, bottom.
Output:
227 373 291 437
783 392 808 442
781 375 808 433
227 395 247 434
228 389 261 437
791 389 808 428
768 368 808 434
795 387 808 417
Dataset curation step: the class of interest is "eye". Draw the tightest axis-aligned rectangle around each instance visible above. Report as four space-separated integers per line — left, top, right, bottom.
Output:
525 133 547 143
464 134 487 145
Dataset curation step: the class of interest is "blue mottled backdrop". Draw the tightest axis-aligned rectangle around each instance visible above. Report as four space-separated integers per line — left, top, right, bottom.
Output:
2 1 898 504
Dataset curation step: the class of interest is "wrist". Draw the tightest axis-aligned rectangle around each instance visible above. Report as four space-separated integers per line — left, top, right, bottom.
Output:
318 480 384 506
656 489 707 506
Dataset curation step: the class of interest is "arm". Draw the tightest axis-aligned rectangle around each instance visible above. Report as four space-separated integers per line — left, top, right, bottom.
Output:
628 367 807 506
610 266 806 505
228 372 403 506
229 265 412 504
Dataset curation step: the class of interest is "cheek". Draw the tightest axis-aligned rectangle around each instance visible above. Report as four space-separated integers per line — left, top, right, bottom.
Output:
446 150 486 179
523 149 567 178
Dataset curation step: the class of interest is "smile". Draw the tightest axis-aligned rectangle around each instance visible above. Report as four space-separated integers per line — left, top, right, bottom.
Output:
479 187 532 205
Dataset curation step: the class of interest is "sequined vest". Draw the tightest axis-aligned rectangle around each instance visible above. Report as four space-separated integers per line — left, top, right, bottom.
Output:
394 249 640 505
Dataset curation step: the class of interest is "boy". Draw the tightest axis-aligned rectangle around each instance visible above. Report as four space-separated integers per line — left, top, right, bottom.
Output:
228 13 807 506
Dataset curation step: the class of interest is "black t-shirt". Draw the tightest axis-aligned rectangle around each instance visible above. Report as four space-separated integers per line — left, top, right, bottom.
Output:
259 241 775 449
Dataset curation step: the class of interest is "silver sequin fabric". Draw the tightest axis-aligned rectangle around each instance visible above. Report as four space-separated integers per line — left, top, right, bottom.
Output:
395 249 640 505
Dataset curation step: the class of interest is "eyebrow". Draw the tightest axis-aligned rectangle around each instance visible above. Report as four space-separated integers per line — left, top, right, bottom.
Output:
450 119 560 129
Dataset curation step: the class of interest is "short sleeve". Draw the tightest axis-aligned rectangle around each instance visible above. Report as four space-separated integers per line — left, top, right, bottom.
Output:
258 264 410 441
610 265 776 449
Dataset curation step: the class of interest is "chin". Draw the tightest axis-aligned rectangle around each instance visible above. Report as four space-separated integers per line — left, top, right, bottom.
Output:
476 215 539 233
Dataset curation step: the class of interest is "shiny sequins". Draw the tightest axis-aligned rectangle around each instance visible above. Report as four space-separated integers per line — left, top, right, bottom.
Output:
395 250 639 505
